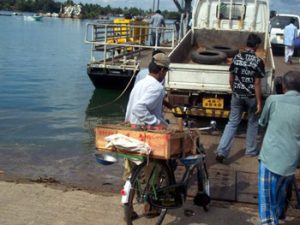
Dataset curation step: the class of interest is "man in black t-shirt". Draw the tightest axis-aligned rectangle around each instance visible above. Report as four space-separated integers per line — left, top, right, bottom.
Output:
216 33 265 163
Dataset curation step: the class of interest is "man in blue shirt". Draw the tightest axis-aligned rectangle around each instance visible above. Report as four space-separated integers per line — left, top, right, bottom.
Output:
283 18 298 64
149 10 165 46
258 71 300 225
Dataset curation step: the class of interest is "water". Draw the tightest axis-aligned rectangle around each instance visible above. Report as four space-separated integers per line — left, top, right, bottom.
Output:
0 14 127 191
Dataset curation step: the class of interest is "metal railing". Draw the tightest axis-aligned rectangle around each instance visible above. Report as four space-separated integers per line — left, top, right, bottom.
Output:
85 22 177 65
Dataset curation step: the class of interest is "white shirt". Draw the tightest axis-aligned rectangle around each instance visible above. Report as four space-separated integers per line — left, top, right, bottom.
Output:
284 23 297 46
134 68 149 85
134 68 165 85
125 75 166 125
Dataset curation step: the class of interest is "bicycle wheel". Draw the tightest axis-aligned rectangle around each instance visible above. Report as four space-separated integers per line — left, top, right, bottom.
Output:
124 160 173 225
194 158 211 211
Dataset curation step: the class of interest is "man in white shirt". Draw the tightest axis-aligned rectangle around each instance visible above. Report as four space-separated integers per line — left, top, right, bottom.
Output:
133 50 163 85
125 53 170 129
123 53 170 182
284 18 298 64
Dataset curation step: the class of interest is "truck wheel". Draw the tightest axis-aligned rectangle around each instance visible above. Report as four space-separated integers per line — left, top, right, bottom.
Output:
191 50 227 65
208 45 239 58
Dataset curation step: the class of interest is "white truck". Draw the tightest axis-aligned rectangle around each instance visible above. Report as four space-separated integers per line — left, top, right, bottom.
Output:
269 13 300 51
165 0 275 119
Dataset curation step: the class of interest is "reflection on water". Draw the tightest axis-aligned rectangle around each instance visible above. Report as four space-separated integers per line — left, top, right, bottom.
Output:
84 88 129 130
0 15 129 190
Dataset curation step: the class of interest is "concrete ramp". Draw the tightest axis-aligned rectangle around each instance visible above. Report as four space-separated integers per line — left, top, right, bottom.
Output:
186 131 261 204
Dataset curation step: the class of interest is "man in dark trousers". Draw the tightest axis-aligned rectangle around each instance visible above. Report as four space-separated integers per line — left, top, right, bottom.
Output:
216 33 265 163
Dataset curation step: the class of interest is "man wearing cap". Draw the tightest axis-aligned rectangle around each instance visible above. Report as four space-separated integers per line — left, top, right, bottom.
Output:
124 53 171 218
125 52 170 129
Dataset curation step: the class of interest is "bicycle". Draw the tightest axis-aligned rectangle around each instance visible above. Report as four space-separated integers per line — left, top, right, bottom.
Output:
121 121 216 225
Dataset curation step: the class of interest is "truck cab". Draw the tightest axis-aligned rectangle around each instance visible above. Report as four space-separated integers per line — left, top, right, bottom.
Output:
269 13 300 50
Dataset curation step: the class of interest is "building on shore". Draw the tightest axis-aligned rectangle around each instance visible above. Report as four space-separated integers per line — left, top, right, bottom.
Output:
59 4 82 19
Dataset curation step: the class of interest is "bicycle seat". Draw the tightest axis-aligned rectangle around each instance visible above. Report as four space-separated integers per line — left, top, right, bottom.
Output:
180 154 202 166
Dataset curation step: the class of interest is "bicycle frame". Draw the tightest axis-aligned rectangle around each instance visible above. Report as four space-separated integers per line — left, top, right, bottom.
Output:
121 120 213 225
147 151 208 209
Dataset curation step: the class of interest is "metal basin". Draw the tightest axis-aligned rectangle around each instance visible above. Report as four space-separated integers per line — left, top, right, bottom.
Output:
94 153 117 166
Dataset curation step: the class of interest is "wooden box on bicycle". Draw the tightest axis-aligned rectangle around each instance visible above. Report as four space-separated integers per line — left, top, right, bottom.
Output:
95 124 198 159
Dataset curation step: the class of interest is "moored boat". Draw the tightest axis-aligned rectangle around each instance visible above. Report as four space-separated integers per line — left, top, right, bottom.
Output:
85 17 177 90
24 14 43 21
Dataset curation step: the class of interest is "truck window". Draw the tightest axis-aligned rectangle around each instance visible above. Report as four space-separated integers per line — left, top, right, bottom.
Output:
216 3 246 20
270 16 299 29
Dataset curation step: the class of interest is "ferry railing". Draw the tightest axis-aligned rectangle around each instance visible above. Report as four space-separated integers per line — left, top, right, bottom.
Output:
85 22 177 67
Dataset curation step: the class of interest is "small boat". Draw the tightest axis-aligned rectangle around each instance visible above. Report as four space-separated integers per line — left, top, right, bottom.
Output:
12 12 23 16
24 14 43 21
0 13 12 16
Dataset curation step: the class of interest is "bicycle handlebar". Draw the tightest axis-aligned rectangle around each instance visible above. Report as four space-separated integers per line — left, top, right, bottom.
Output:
198 120 217 131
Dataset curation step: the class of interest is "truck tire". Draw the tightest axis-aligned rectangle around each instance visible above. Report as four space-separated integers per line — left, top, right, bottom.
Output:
208 45 239 58
191 50 227 65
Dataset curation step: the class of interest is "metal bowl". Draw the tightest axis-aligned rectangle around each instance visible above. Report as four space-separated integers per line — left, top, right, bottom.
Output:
95 153 117 166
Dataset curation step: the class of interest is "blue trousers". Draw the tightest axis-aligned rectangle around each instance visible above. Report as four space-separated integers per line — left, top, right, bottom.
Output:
217 95 259 157
258 161 293 225
150 32 161 46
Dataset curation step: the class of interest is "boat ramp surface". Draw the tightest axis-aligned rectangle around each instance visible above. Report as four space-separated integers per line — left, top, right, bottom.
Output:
0 180 299 225
0 56 299 224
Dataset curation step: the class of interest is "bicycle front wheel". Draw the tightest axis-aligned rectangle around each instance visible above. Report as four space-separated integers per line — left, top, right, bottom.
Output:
124 160 173 225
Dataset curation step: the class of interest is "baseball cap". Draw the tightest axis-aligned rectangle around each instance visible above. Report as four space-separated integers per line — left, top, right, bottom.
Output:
153 53 171 69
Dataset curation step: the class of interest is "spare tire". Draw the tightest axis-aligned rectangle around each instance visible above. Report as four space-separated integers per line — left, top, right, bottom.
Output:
208 45 239 58
191 50 227 65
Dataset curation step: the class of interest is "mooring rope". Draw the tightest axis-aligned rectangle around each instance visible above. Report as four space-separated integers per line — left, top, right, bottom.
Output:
86 64 139 112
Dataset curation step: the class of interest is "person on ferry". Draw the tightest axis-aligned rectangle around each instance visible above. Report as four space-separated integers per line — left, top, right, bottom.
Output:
149 10 165 46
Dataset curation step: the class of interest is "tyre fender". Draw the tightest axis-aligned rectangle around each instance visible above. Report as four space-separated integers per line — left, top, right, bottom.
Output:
191 50 227 65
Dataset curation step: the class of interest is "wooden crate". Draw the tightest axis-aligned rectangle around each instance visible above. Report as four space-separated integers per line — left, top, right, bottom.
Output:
95 125 197 159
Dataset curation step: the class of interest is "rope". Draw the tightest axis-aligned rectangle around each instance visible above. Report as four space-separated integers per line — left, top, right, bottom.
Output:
86 64 139 112
1 65 139 136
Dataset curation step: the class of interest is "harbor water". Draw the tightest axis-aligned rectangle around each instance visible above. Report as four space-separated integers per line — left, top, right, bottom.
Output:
0 14 127 191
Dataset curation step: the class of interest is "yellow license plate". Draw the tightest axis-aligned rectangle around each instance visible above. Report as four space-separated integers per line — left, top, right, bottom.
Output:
277 35 283 40
202 98 224 109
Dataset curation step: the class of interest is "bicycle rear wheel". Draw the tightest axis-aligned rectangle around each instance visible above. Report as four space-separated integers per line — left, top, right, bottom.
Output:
194 159 210 211
124 160 173 225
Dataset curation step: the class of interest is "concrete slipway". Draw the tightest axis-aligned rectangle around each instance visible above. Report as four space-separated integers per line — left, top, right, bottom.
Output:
0 56 300 224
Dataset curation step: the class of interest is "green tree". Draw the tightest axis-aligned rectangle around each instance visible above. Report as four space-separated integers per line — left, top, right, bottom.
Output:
0 0 178 19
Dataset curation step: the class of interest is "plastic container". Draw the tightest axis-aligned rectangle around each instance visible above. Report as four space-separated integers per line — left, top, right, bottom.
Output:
179 154 202 166
294 37 300 48
121 179 132 204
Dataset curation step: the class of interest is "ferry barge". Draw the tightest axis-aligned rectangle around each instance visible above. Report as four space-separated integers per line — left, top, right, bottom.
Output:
85 18 177 89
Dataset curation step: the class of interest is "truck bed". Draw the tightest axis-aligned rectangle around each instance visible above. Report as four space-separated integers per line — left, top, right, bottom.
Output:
166 29 273 96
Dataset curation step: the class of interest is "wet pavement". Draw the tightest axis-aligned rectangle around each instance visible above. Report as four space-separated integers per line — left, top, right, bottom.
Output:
0 55 300 201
